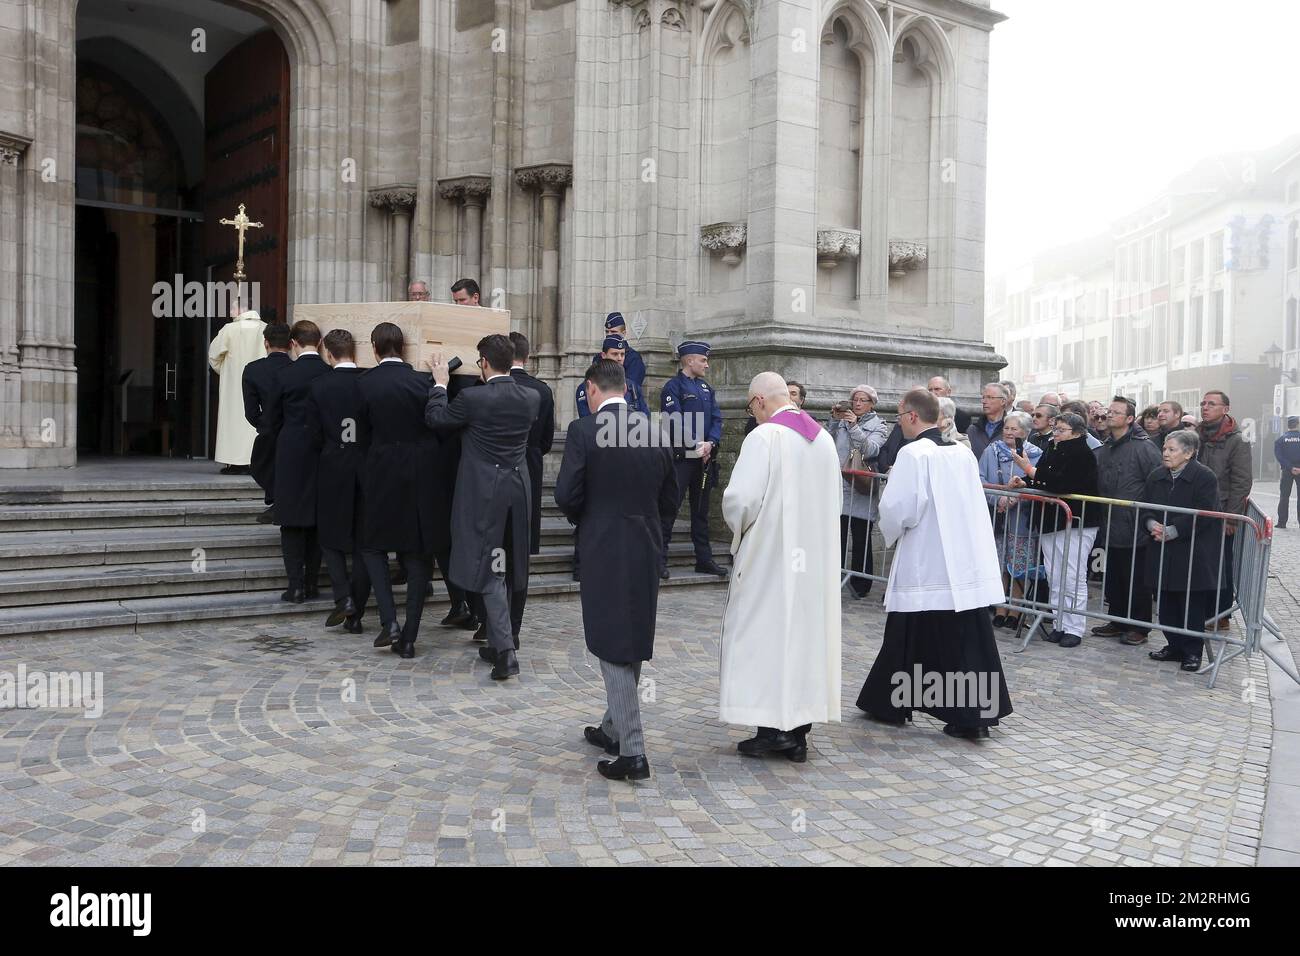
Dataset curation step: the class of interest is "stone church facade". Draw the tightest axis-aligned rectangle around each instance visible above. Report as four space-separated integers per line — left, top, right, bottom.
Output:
0 0 1004 468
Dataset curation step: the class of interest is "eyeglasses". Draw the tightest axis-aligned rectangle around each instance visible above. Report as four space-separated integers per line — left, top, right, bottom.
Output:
745 396 760 413
408 290 430 300
1200 400 1222 407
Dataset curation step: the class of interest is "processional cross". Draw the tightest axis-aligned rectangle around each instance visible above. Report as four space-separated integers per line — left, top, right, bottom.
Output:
218 203 264 281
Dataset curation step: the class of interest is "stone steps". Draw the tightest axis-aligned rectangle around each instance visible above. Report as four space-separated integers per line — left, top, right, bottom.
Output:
0 541 718 608
0 568 727 636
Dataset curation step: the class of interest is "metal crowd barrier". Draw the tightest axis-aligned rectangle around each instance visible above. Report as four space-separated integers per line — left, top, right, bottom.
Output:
839 466 1291 689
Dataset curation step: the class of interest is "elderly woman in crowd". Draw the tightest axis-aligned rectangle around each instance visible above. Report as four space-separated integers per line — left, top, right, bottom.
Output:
980 410 1042 629
1139 404 1162 439
937 397 972 450
1138 430 1221 672
1009 412 1101 648
828 384 889 598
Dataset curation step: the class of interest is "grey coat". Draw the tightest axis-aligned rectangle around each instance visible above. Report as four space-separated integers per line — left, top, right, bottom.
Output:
828 412 888 520
1094 425 1163 549
1196 416 1253 516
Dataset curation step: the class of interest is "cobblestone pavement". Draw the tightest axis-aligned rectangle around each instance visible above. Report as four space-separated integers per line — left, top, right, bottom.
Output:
0 560 1280 866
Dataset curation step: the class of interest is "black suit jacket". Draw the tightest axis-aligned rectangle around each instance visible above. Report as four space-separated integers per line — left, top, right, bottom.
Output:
241 350 291 495
555 404 678 664
266 353 330 527
510 366 555 553
307 366 366 552
355 360 441 554
425 375 540 592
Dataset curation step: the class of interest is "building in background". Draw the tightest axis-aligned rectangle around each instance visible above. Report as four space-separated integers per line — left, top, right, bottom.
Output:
1277 147 1300 417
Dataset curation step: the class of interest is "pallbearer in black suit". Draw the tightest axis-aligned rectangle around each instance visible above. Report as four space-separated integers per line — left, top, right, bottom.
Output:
424 335 540 681
308 329 371 633
555 359 678 781
241 323 291 524
266 320 330 603
507 331 554 556
356 323 440 659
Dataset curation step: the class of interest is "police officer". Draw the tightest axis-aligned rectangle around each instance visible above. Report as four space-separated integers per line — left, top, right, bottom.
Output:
577 335 648 417
1275 415 1300 528
600 312 646 393
659 340 727 580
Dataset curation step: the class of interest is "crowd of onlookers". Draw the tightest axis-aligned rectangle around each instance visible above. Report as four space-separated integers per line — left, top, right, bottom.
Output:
828 378 1267 673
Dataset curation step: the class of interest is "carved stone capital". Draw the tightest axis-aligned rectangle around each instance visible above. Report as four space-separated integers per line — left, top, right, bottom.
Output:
888 239 929 277
0 131 33 167
368 184 418 212
514 163 573 194
437 175 492 205
699 221 747 266
816 227 861 270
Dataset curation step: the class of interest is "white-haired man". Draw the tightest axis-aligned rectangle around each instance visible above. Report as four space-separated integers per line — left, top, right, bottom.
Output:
966 382 1010 461
720 372 842 762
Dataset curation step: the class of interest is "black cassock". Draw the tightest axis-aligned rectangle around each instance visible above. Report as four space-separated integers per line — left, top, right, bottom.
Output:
266 353 330 528
355 361 440 555
554 404 678 664
307 366 365 552
424 376 538 594
242 350 291 504
509 366 555 554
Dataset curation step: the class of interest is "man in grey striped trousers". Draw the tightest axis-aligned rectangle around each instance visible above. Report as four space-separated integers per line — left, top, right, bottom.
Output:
553 358 679 782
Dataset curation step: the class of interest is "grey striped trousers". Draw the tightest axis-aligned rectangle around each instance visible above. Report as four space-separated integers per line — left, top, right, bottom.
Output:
599 659 645 758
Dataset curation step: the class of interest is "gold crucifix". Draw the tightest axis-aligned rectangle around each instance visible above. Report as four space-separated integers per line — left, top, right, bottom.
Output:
218 203 264 281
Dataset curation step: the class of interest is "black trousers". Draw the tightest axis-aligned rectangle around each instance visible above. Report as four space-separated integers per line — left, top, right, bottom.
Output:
433 543 466 606
661 457 714 569
280 526 321 591
1103 547 1152 634
322 545 372 614
1281 470 1300 526
362 550 430 643
1157 588 1208 661
1215 543 1235 620
840 514 873 596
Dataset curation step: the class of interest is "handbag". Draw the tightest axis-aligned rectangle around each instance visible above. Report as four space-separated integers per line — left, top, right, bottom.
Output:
845 444 876 497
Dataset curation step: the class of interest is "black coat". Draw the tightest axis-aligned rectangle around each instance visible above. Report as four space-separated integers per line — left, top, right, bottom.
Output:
425 375 540 592
510 366 555 554
266 352 330 527
241 350 291 496
1094 425 1163 548
1139 460 1222 592
1025 435 1100 532
356 360 441 554
554 404 678 663
306 366 366 552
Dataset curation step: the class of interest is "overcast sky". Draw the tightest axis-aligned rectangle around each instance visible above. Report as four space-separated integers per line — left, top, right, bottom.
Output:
985 0 1300 275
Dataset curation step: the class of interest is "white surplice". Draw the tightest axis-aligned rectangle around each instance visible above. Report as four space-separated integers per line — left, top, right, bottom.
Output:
207 310 265 465
879 434 1006 613
718 409 842 729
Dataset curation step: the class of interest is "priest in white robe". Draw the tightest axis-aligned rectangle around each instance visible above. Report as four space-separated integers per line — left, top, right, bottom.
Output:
719 372 842 763
857 387 1013 740
208 303 265 472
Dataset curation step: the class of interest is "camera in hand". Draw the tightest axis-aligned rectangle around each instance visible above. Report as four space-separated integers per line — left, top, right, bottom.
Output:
447 356 463 374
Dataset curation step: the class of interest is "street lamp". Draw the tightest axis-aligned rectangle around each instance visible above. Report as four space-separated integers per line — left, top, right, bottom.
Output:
1263 342 1283 370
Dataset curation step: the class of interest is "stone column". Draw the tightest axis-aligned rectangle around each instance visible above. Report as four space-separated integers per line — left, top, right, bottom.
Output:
368 184 417 300
0 134 29 447
515 163 572 381
437 175 492 288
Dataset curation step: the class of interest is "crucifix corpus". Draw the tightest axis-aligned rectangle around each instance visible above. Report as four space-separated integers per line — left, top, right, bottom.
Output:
218 203 264 282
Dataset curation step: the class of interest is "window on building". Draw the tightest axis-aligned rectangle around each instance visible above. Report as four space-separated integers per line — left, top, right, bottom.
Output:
1190 295 1203 352
1172 245 1185 285
1099 336 1108 373
1211 289 1225 349
1154 303 1167 360
1191 240 1204 277
1173 300 1186 354
1156 232 1168 284
1211 231 1224 272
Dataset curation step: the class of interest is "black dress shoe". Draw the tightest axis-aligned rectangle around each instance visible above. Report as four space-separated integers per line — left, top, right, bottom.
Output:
456 613 480 631
1043 629 1064 643
1058 633 1081 648
943 723 990 740
343 615 363 634
785 741 808 763
280 588 305 604
256 505 276 524
1149 645 1181 662
304 586 320 600
597 755 650 781
737 731 799 756
1180 658 1203 672
478 646 497 665
491 649 520 680
472 622 487 643
219 464 250 475
440 603 471 627
583 726 619 756
992 614 1007 628
659 568 670 581
373 622 401 648
325 597 356 628
395 640 415 660
695 560 728 577
1091 622 1124 636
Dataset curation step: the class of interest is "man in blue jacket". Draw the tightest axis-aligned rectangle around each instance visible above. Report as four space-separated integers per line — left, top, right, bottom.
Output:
576 335 647 416
660 341 726 580
601 312 645 393
1275 416 1300 528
